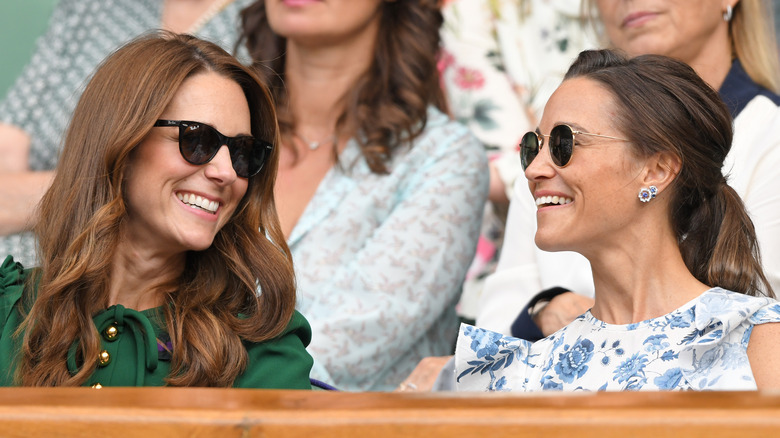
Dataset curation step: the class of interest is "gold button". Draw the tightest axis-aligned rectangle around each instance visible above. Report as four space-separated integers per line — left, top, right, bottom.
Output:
98 350 111 366
91 383 103 389
104 325 118 340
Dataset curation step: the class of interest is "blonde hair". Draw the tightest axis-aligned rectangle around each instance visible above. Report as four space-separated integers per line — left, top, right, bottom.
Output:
584 0 780 93
731 0 780 93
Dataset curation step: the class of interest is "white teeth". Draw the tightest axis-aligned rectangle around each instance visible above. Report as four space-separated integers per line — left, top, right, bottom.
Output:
177 192 218 214
535 195 572 207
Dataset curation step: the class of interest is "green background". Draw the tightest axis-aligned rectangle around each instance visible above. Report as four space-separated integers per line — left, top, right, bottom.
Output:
0 0 59 99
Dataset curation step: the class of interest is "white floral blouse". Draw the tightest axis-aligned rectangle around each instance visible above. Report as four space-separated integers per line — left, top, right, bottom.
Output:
456 288 780 391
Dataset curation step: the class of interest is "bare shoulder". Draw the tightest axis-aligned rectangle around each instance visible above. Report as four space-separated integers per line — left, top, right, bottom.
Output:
747 322 780 390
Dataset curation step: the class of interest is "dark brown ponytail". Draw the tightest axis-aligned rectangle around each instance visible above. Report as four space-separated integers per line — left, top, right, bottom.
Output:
565 49 774 297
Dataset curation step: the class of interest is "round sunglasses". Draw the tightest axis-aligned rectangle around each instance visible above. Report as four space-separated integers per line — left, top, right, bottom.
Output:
520 124 628 170
154 120 273 178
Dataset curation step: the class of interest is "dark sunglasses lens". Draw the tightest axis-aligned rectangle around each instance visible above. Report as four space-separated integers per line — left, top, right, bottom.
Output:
550 125 574 167
180 124 219 165
520 132 540 170
228 137 263 178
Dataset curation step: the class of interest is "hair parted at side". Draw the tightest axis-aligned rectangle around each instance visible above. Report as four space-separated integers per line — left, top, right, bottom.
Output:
564 49 773 297
20 31 296 387
583 0 780 93
237 0 446 174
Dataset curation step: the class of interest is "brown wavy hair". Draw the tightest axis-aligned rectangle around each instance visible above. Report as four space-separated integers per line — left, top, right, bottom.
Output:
565 49 773 297
19 32 296 386
237 0 446 173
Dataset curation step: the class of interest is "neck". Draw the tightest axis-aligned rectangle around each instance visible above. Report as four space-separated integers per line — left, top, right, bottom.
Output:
108 234 185 311
585 215 709 324
684 26 733 90
283 27 378 139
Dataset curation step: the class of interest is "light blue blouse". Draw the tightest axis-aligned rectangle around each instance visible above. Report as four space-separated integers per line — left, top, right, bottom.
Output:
291 108 489 391
456 288 780 391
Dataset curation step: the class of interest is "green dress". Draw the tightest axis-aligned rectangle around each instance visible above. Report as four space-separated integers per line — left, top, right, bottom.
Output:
0 256 313 388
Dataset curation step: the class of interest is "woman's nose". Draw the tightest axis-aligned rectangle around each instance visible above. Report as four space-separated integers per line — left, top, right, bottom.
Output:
204 145 238 185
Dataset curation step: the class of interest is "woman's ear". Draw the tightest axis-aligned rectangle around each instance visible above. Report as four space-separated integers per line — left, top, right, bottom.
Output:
642 151 681 195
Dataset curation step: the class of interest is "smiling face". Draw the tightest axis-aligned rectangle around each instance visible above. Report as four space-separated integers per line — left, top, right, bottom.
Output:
526 77 647 254
123 71 251 256
265 0 385 46
595 0 730 63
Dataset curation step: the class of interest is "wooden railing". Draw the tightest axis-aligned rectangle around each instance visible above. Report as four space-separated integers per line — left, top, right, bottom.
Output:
0 388 779 437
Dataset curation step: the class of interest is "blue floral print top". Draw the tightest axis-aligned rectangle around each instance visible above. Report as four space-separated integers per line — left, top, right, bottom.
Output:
455 288 780 391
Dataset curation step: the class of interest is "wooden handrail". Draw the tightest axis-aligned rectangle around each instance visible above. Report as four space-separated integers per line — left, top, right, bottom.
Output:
0 388 779 437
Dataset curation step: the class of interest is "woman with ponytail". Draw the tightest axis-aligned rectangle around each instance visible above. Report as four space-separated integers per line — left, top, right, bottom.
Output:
478 0 780 343
455 49 780 391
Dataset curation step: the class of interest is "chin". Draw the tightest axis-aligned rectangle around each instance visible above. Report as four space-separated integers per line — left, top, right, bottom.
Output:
179 236 218 253
534 233 571 253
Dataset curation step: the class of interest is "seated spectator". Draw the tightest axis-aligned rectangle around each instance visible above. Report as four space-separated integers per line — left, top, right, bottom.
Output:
0 0 254 267
479 0 780 340
0 33 312 388
238 0 489 391
456 49 780 391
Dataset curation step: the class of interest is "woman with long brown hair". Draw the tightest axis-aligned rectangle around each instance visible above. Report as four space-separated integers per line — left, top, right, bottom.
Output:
456 49 780 391
239 0 489 391
0 32 312 388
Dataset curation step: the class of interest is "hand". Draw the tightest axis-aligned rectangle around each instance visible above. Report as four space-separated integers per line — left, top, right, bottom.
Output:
0 123 31 173
395 356 452 392
534 292 594 336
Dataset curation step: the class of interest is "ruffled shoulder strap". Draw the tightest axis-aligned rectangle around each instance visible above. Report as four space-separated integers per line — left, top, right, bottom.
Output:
693 288 779 335
0 255 30 326
680 288 780 390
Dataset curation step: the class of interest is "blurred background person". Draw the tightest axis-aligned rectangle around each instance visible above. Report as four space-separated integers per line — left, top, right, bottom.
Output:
0 0 254 267
0 33 312 388
239 0 488 391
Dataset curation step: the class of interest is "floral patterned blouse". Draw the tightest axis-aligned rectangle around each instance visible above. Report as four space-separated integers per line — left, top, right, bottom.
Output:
455 288 780 391
292 108 489 391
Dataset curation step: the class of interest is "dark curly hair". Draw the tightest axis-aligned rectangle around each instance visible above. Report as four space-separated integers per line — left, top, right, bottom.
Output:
238 0 447 174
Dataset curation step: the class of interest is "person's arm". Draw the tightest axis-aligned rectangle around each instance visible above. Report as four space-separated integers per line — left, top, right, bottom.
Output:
0 171 53 236
0 124 30 173
0 0 82 236
746 322 780 389
237 311 314 390
304 124 489 391
526 290 594 337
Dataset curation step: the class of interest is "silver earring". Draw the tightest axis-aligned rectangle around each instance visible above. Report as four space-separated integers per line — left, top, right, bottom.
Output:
723 5 733 22
638 186 658 203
